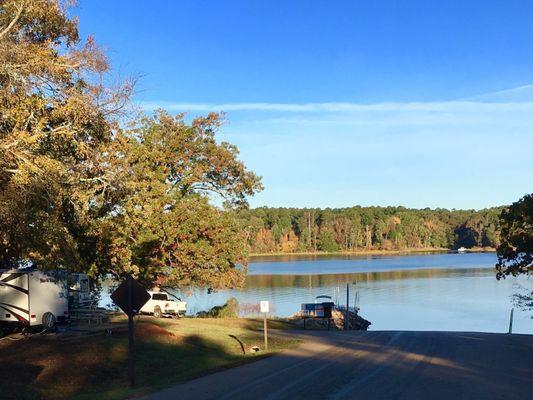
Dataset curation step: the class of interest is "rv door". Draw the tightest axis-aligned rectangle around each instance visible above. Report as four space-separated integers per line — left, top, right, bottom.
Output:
0 272 30 324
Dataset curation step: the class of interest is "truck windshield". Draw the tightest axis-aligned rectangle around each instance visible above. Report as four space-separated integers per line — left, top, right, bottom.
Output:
152 293 168 301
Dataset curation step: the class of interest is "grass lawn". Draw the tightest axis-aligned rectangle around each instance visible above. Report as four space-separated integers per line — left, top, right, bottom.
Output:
0 317 301 400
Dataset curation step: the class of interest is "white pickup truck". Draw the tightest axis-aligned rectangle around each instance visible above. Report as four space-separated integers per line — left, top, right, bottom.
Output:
139 291 187 318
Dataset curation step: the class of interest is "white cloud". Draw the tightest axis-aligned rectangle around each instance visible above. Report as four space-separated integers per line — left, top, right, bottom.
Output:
140 99 533 113
138 85 533 209
463 84 533 102
139 84 533 114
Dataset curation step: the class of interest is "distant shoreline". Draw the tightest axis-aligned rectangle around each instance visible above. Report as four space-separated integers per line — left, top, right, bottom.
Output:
249 247 496 258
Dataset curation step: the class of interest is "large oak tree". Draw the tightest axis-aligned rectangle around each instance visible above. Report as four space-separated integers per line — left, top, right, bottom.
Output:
0 0 128 270
94 112 262 287
0 0 262 288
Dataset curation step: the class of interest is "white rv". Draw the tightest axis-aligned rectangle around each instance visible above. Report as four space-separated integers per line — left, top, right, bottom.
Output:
0 269 74 329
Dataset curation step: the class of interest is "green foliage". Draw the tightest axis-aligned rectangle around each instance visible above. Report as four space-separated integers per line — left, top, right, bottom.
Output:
0 2 262 290
318 229 339 252
91 111 262 288
237 206 504 254
512 286 533 313
496 194 533 279
197 297 239 318
0 0 130 271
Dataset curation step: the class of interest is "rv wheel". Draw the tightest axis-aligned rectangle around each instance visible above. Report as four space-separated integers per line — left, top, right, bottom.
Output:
153 306 162 318
42 312 56 329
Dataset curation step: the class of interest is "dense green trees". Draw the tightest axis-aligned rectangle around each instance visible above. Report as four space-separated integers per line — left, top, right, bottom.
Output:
496 194 533 314
237 206 503 254
496 194 533 278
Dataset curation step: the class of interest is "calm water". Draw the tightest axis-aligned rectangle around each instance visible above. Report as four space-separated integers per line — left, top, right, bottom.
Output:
173 252 533 334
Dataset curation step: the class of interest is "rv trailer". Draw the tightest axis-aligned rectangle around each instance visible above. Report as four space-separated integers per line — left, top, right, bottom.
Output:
0 269 70 329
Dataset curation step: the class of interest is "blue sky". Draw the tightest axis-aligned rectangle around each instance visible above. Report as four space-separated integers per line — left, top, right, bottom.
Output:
74 1 533 209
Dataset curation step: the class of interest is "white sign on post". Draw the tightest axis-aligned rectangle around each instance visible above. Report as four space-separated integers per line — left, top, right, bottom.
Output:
260 300 269 313
260 300 269 351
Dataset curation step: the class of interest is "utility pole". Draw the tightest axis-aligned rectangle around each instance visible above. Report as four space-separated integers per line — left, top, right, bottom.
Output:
508 308 514 334
345 283 349 331
353 280 357 314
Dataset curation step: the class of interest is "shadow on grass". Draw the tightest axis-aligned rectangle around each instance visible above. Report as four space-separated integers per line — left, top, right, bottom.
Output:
0 363 43 399
0 322 268 400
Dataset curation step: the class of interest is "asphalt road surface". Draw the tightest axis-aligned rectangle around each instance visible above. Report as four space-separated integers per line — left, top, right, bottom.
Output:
145 330 533 400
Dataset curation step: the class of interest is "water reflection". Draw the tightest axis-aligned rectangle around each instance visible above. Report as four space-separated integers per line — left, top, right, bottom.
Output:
98 253 532 334
173 253 533 334
249 251 449 263
248 252 498 275
246 267 492 288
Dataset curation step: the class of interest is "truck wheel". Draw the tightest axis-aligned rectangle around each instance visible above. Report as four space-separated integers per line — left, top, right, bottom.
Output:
153 307 162 318
42 312 56 329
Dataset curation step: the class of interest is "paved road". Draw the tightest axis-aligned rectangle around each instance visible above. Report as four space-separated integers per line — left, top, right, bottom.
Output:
145 330 533 400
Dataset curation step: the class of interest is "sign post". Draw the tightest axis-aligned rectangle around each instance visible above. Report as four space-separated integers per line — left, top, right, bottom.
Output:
127 276 136 386
110 276 150 387
260 300 269 351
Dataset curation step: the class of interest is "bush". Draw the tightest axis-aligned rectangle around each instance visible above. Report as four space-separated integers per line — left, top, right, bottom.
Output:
197 298 239 318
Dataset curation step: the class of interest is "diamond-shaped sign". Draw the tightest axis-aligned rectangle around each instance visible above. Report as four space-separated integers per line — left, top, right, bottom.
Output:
111 277 150 316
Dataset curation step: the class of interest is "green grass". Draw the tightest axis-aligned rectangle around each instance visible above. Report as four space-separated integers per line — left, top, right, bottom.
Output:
0 317 300 400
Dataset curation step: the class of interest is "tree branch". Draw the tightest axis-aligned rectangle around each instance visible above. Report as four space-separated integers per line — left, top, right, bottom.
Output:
0 2 25 41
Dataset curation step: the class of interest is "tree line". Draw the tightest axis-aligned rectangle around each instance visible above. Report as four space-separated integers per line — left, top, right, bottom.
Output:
236 206 503 254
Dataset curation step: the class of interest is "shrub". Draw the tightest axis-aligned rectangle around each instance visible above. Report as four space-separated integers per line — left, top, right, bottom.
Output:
197 298 239 318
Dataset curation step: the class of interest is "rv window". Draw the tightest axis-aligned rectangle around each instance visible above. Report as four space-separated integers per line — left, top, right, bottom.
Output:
80 279 89 293
152 293 167 301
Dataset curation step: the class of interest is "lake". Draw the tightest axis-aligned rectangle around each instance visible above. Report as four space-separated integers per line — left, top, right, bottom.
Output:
174 252 533 334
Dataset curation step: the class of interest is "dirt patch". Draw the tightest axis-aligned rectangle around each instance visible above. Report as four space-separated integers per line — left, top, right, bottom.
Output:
135 322 175 339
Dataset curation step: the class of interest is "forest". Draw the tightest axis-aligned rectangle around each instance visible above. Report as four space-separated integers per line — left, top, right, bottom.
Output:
236 206 503 254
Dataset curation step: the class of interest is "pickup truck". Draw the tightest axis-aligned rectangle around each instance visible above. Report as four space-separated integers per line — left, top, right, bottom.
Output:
139 291 187 318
